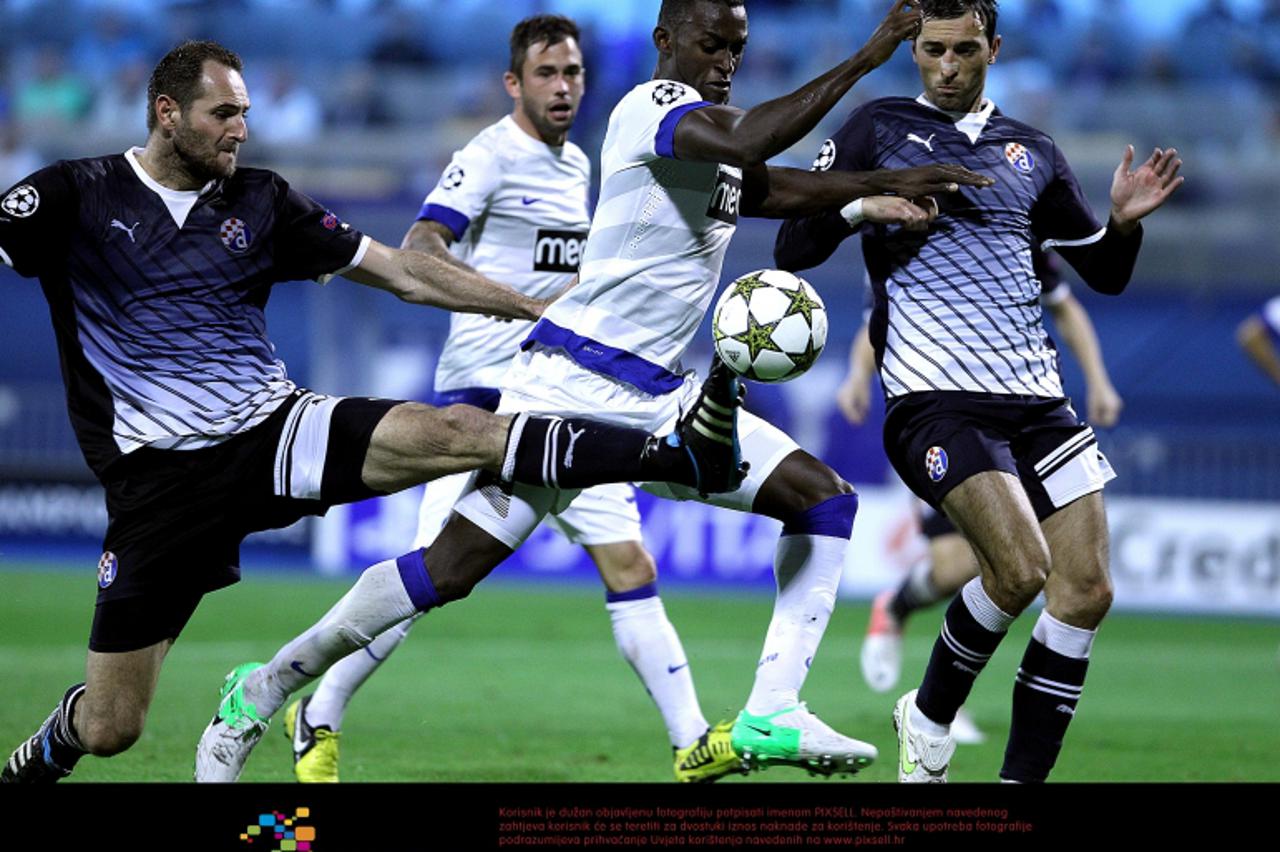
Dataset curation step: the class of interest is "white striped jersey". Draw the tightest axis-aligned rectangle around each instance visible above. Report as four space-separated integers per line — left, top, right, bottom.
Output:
0 149 368 476
527 79 742 395
418 116 592 394
777 96 1113 401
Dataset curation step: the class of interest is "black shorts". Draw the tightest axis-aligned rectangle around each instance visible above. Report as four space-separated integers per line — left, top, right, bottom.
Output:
90 389 399 652
884 391 1115 522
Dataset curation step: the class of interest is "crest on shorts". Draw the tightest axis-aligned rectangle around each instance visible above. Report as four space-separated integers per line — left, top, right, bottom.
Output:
1004 142 1035 174
652 81 687 106
1 184 39 218
97 551 118 589
925 446 949 483
812 139 836 172
219 217 252 253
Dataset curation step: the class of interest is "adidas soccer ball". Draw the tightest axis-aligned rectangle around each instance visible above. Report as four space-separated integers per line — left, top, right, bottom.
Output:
712 269 828 383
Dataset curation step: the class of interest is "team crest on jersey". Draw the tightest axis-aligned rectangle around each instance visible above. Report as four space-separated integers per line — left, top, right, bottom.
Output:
925 446 949 483
321 211 339 231
1 184 39 218
652 81 687 106
1004 142 1035 174
97 551 118 589
219 217 252 253
813 139 836 171
442 165 465 190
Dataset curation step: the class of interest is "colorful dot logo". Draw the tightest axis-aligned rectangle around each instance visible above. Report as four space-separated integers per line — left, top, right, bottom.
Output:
239 808 316 851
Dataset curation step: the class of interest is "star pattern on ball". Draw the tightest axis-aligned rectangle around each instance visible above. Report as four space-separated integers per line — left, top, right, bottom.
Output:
731 312 784 362
730 273 770 301
785 285 822 325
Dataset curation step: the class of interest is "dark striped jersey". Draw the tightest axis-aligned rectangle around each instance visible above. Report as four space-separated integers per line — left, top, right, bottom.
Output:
0 149 368 477
776 96 1141 401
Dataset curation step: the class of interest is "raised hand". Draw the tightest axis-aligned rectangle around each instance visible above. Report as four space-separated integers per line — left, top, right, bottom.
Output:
876 163 995 197
859 0 924 68
1110 145 1184 232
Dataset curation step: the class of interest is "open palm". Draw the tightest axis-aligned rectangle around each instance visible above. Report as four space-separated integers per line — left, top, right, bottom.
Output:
1111 145 1184 227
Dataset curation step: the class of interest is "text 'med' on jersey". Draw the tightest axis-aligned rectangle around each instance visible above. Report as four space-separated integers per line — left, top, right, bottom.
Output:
417 115 591 394
0 149 368 477
776 97 1130 401
528 79 743 395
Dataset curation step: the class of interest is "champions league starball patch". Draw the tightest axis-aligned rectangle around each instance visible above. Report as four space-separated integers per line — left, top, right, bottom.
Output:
1004 142 1035 174
1 184 40 218
813 139 836 171
652 81 687 106
97 551 118 589
925 446 949 483
219 217 252 253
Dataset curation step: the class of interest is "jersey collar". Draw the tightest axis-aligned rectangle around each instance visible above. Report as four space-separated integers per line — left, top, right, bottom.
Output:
124 147 218 229
915 94 996 144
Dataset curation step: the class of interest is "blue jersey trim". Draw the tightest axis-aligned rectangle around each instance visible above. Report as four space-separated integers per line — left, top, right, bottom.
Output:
417 203 470 241
605 582 659 603
521 319 684 396
430 386 501 412
655 101 714 160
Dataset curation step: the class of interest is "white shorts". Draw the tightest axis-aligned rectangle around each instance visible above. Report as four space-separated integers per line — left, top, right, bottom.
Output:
414 473 642 549
453 346 801 549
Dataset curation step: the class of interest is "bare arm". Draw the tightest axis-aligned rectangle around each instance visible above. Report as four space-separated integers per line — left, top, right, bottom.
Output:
1237 315 1280 387
400 219 471 271
743 165 989 218
672 0 922 166
342 239 544 320
836 322 877 425
1045 293 1124 427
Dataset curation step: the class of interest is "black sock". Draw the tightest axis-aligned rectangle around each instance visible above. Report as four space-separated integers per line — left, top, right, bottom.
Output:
505 414 694 490
44 683 88 772
915 593 1008 726
1001 639 1088 782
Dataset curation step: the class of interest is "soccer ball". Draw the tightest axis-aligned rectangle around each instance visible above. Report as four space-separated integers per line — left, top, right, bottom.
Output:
712 269 828 383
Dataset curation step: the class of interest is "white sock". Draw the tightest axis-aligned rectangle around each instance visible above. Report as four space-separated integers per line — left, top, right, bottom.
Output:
905 556 942 605
745 534 845 715
243 559 419 718
607 594 708 748
304 614 422 731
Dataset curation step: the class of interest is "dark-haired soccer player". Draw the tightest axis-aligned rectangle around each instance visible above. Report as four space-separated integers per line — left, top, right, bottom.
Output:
196 0 997 783
776 0 1182 782
281 15 742 785
0 39 747 784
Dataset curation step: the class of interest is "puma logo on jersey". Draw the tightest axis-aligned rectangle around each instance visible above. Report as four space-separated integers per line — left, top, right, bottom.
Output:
110 219 141 243
907 133 936 152
533 229 588 273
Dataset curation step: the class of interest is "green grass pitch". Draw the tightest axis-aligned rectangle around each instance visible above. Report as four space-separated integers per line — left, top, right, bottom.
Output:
1 564 1277 783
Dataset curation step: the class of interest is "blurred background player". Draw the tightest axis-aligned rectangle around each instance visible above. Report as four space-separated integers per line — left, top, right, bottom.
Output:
199 0 995 784
1236 295 1280 388
838 249 1124 745
282 15 740 786
776 0 1182 782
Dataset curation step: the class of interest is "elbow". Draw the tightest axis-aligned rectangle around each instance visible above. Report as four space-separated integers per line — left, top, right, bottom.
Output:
1084 275 1129 297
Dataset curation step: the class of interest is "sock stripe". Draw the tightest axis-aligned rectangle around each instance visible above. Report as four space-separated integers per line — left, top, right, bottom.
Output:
605 582 659 603
940 622 994 664
501 413 528 483
395 550 441 611
543 418 558 488
1015 670 1084 699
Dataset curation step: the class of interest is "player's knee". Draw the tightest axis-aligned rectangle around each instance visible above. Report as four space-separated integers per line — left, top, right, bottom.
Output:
991 559 1049 611
78 710 145 757
432 404 499 455
1068 572 1114 624
759 453 855 520
596 545 657 591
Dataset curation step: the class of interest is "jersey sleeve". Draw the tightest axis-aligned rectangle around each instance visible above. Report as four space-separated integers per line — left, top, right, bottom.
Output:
1032 141 1142 296
0 163 78 278
612 80 714 165
774 105 879 271
271 180 369 283
416 138 503 241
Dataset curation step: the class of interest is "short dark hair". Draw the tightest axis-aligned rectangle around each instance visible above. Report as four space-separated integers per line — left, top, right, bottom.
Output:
146 40 243 132
919 0 999 46
657 0 746 33
509 15 581 77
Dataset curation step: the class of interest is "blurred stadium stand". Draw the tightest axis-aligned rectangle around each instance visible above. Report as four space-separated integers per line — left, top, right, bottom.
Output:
2 0 1278 504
